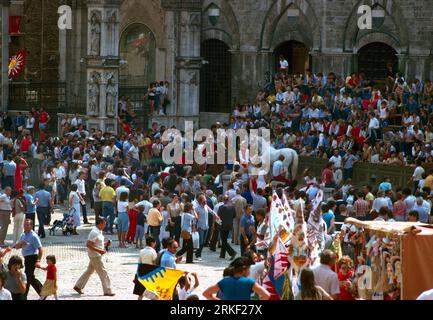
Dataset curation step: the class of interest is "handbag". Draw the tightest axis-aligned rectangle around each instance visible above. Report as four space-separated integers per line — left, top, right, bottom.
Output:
192 231 199 249
181 230 191 240
165 221 175 233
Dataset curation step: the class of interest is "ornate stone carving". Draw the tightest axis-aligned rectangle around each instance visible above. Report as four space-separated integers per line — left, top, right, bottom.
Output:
88 72 101 116
90 11 102 56
105 72 118 118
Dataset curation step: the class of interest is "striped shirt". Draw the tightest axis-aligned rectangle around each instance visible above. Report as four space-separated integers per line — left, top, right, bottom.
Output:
353 199 369 218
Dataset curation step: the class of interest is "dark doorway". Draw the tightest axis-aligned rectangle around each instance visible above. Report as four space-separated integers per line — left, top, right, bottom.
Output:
358 42 398 80
274 41 311 75
200 39 232 113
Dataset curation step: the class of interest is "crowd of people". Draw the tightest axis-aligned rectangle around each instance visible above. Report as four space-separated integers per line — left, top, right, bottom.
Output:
232 64 433 173
0 62 433 300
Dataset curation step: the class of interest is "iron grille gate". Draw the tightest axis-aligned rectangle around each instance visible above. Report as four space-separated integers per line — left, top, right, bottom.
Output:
119 86 149 130
8 82 67 132
200 39 232 113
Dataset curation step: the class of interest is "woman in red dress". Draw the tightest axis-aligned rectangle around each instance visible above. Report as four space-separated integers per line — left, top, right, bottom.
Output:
14 156 29 192
126 196 138 245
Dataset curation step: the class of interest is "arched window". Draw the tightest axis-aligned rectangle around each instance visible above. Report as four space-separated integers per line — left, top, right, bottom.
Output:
200 39 232 113
274 41 311 75
119 24 156 86
358 42 398 80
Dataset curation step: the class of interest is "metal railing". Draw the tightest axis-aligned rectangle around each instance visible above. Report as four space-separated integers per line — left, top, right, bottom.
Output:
119 85 149 129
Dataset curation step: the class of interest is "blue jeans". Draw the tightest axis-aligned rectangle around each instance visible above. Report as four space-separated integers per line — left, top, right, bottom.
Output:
36 207 48 237
102 202 115 232
195 228 208 258
148 226 161 252
343 168 353 181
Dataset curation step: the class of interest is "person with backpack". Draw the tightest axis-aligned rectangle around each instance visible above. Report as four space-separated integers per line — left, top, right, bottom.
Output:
12 190 27 244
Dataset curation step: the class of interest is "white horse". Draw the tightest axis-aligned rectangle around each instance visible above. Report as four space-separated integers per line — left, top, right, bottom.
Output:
255 136 299 180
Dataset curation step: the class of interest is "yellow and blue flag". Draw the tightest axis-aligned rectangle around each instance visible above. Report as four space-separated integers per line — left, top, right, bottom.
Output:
136 264 185 300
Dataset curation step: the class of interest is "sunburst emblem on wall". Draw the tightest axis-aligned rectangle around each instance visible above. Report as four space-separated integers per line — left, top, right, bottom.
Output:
8 50 27 79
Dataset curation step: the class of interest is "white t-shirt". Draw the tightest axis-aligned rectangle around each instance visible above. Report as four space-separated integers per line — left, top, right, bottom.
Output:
26 117 35 129
368 117 380 130
129 146 140 161
413 166 425 181
329 155 342 168
136 200 153 215
280 59 289 69
117 201 128 213
311 264 340 296
116 186 130 201
272 160 283 177
178 287 195 300
74 178 86 195
87 227 104 258
139 246 158 264
0 288 12 300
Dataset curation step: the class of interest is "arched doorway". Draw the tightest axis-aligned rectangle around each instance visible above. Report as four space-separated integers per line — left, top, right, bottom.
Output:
358 42 398 80
119 24 156 86
274 41 311 75
200 39 232 113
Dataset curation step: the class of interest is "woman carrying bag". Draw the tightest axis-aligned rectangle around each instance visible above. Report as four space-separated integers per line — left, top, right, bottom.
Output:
176 203 197 264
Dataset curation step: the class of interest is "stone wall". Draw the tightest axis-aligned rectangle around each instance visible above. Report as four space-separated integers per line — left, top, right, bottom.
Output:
4 0 433 129
139 0 433 105
296 156 430 190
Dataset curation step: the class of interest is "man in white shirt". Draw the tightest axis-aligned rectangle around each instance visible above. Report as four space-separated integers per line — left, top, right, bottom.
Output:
368 113 380 144
311 250 340 299
372 191 392 213
410 160 425 193
103 139 120 162
139 236 157 265
272 155 290 185
74 217 114 296
128 140 140 167
272 156 284 178
329 149 342 169
279 55 289 73
115 180 130 201
25 114 35 131
0 187 12 246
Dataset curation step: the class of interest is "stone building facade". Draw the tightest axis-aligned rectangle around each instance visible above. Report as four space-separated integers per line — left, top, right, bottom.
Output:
1 0 433 130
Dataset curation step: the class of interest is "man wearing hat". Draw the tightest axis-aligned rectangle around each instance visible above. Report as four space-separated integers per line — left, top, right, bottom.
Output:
24 186 38 230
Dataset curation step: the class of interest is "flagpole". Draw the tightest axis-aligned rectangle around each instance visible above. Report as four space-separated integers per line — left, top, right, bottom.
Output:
1 0 10 112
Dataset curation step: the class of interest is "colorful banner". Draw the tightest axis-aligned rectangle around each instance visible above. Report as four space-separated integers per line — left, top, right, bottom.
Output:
136 264 185 300
8 50 26 79
9 16 22 34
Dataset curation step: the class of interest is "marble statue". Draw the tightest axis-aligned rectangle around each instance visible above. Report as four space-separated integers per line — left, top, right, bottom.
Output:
88 73 100 116
106 72 118 117
90 12 101 55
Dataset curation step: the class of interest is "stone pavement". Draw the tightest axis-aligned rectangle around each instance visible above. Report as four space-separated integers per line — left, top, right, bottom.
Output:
1 207 240 300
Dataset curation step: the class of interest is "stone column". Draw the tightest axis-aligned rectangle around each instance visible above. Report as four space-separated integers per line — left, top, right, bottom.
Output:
85 0 120 133
157 0 203 131
0 0 10 112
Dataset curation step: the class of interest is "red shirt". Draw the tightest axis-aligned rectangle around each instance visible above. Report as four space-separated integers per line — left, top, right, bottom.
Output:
46 264 57 280
338 271 355 300
39 111 49 124
321 168 334 185
351 127 360 139
20 138 32 152
122 122 131 135
39 130 47 142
